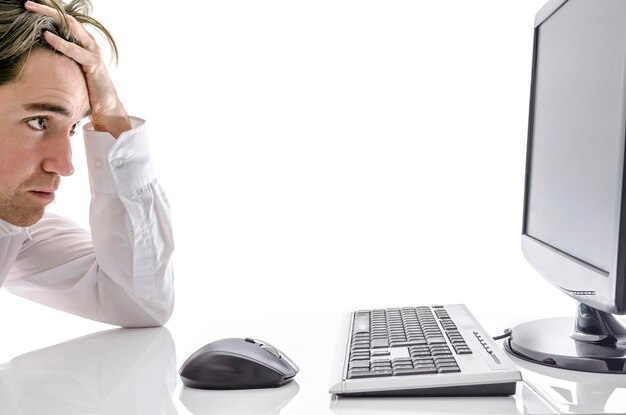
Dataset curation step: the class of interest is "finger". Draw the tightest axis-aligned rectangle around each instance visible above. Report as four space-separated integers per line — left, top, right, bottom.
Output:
24 1 97 51
43 31 99 68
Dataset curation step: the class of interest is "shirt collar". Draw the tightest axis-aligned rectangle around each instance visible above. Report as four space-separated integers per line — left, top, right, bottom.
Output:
0 218 27 238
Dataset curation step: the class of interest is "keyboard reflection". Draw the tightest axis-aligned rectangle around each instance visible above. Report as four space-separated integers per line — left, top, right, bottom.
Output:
329 394 519 415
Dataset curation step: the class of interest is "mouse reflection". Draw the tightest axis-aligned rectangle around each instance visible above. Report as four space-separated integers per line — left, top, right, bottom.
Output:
0 327 177 415
180 381 299 415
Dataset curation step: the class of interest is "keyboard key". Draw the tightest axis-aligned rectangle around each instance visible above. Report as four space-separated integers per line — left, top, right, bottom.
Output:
353 314 370 334
351 353 370 359
349 367 370 373
437 366 461 373
371 339 389 348
430 344 451 351
414 364 437 371
396 340 426 347
348 370 391 379
434 357 457 364
426 337 447 345
392 359 411 367
371 359 391 367
351 343 370 350
391 368 424 376
413 368 438 375
411 352 432 358
413 357 434 364
349 361 370 370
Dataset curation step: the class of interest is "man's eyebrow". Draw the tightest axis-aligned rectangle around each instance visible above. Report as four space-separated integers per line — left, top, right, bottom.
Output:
24 102 70 116
24 102 92 119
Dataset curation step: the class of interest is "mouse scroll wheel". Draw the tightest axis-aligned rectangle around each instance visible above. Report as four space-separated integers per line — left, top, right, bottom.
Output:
261 345 281 359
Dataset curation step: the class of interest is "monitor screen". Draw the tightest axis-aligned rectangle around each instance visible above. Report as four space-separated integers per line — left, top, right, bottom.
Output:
525 0 626 273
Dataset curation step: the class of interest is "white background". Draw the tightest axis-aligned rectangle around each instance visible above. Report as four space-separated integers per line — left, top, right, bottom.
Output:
4 1 610 413
2 0 577 367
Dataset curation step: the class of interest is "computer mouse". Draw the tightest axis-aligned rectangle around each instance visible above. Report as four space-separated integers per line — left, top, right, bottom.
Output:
179 337 300 390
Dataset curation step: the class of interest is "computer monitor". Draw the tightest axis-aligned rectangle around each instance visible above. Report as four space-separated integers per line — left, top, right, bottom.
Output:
504 0 626 373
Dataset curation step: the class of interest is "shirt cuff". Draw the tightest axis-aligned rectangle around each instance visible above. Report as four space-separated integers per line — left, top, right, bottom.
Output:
83 116 156 195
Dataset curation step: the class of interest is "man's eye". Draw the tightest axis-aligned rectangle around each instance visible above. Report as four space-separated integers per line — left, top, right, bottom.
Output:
26 117 47 131
70 122 79 136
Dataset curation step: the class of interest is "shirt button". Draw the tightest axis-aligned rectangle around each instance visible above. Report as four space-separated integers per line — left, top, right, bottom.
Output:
111 158 124 168
95 160 103 168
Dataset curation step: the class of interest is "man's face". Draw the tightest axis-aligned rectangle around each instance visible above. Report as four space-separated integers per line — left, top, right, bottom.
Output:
0 47 89 227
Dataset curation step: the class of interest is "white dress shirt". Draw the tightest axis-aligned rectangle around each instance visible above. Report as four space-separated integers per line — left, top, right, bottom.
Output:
0 117 174 327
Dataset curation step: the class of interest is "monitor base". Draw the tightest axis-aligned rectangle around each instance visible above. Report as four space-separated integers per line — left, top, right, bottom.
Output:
505 317 626 373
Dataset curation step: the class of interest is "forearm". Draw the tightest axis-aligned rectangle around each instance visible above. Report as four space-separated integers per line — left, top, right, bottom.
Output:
85 117 175 325
89 186 175 326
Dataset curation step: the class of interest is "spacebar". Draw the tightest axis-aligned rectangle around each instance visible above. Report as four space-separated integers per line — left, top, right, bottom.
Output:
353 314 370 334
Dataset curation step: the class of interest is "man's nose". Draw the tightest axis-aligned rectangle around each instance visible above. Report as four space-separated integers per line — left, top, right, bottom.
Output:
41 131 74 177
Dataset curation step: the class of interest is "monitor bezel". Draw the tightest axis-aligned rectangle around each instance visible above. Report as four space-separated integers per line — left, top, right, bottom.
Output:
521 0 626 314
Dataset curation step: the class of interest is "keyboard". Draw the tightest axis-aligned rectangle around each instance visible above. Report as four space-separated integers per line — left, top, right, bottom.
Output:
329 304 522 396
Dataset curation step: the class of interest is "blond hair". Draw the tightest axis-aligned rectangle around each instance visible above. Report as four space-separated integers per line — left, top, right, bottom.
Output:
0 0 117 85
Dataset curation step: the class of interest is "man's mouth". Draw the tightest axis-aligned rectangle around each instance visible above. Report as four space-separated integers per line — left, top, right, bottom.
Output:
28 189 56 203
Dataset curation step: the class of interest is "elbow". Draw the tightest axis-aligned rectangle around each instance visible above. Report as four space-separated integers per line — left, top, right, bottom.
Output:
123 289 175 328
109 259 175 328
126 262 175 328
151 295 175 327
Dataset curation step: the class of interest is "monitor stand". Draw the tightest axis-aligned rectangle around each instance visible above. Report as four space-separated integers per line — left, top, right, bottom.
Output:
504 303 626 373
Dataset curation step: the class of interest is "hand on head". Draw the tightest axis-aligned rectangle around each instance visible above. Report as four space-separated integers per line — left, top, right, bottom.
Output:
24 0 131 138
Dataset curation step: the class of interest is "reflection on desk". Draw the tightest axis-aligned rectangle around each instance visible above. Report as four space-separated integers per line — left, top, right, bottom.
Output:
512 354 626 414
0 327 177 415
329 394 519 415
180 381 299 415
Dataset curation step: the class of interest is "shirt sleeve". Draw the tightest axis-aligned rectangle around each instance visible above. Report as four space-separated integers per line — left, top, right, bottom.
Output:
3 117 175 327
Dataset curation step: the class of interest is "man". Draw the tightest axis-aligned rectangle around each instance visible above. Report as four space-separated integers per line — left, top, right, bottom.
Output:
0 0 174 327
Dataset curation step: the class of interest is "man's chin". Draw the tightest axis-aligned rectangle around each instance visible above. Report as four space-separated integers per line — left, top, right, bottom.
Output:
0 209 45 227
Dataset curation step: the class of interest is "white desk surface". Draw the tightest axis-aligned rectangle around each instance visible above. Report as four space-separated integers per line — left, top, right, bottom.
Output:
1 299 626 415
